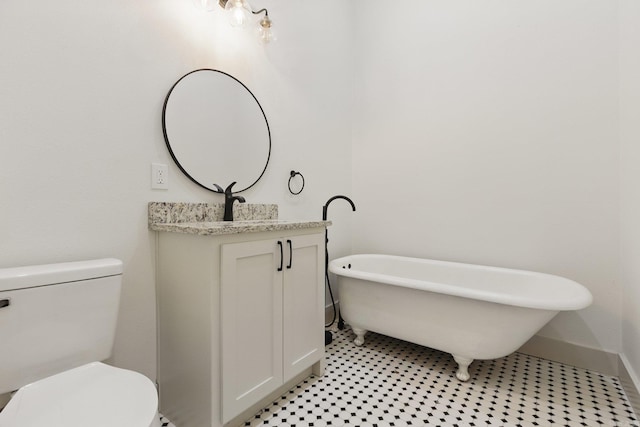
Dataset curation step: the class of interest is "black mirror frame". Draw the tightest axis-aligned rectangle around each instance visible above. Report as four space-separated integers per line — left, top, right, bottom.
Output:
161 69 272 194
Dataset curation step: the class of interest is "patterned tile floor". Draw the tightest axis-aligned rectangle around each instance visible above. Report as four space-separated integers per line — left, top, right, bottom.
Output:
160 414 177 427
159 327 638 427
235 327 639 427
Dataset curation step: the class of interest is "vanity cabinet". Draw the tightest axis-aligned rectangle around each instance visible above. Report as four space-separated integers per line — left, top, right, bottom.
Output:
221 234 324 422
155 225 326 427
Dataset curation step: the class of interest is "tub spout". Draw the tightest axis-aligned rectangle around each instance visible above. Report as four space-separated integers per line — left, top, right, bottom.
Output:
323 195 356 221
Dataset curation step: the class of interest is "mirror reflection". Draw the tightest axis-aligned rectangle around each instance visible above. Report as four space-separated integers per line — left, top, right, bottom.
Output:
162 69 271 193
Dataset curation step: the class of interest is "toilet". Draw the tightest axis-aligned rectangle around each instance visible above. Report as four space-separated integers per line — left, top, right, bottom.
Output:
0 259 161 427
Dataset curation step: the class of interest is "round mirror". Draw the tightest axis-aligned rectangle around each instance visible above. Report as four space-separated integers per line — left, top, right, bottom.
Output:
162 69 271 193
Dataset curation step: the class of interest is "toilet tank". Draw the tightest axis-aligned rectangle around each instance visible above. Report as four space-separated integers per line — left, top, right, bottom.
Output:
0 259 123 394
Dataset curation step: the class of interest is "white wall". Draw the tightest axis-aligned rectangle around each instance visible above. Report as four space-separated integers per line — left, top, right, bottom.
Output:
620 0 640 386
3 0 638 392
0 0 353 382
351 1 620 353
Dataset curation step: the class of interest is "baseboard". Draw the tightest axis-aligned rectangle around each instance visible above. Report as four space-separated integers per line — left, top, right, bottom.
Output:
619 354 640 417
333 311 621 375
518 335 620 376
518 335 640 417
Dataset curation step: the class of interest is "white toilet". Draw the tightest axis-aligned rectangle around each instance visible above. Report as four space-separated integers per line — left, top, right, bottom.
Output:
0 259 161 427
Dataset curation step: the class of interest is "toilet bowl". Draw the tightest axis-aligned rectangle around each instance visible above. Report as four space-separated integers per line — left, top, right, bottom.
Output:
0 259 160 427
0 362 161 427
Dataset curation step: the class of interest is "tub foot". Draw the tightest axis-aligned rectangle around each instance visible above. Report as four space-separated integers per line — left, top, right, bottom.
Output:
352 327 367 346
452 355 473 382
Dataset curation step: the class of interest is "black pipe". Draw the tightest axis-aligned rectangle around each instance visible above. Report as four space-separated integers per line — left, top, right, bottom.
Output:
323 195 356 345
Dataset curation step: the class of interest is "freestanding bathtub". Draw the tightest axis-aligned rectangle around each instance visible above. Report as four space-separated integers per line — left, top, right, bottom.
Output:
329 254 593 382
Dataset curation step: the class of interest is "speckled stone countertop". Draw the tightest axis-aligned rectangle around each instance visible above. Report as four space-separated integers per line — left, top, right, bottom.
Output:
148 202 329 236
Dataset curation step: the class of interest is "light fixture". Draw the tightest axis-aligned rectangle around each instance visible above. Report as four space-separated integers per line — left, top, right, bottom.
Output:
256 12 276 44
194 0 217 12
221 0 251 27
217 0 276 43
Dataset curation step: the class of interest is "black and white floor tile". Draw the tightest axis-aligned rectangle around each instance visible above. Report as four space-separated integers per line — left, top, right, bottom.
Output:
238 327 639 427
160 414 176 427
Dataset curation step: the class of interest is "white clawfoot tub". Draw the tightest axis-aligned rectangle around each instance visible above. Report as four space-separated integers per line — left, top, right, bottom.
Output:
329 254 592 382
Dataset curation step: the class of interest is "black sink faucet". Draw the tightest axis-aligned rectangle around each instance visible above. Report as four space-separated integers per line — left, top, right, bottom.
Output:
213 182 246 221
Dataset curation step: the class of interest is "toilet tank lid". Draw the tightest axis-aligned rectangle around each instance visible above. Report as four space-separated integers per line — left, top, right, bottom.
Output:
0 259 123 292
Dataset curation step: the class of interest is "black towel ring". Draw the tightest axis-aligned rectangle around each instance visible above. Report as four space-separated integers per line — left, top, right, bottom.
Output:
288 170 305 195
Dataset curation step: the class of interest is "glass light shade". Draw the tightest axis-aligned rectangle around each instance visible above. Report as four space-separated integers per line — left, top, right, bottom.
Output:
224 0 252 27
193 0 216 11
257 17 276 44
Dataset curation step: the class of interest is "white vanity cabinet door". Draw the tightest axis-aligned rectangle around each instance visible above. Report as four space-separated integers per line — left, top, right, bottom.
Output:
221 233 324 423
282 233 324 380
221 239 284 423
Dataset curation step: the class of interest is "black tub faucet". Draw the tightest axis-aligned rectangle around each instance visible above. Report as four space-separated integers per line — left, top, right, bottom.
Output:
322 194 356 342
213 182 246 221
323 195 356 221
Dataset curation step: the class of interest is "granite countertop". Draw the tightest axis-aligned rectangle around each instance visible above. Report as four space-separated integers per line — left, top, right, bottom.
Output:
148 202 330 236
149 219 330 236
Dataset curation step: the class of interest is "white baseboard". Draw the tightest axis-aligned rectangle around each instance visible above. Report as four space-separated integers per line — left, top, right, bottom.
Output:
518 335 620 376
619 354 640 417
519 335 639 417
